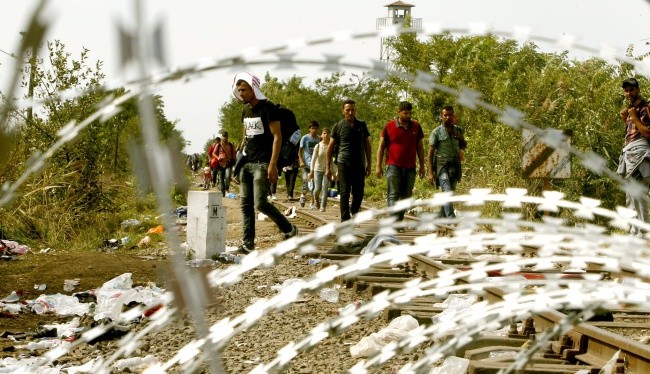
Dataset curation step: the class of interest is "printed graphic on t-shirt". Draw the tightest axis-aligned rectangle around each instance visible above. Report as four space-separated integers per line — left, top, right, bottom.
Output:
244 117 264 137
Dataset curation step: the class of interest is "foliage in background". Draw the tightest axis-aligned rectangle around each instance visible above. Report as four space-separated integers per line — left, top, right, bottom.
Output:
386 32 639 218
0 41 185 250
217 33 644 222
3 31 646 249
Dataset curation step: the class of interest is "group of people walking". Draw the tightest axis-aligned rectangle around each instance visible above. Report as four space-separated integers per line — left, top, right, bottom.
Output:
206 132 237 197
227 72 469 253
212 73 650 253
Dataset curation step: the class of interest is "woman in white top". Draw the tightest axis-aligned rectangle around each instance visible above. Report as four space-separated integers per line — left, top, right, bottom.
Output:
309 128 331 212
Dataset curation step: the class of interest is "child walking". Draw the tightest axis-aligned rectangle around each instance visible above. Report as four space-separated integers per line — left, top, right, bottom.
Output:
309 128 331 212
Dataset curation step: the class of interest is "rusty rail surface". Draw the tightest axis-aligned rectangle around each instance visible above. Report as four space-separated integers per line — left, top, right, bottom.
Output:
273 192 650 373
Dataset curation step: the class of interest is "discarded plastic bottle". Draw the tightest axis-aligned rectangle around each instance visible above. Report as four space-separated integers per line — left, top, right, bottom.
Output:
120 237 130 246
25 339 59 350
114 355 158 371
216 252 241 264
319 287 339 303
186 259 217 268
335 301 361 315
308 259 322 265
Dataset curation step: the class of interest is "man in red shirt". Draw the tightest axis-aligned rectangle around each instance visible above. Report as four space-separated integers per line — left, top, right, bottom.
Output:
375 101 426 222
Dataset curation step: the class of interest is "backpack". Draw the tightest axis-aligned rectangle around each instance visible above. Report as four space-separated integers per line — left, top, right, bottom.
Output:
268 103 301 168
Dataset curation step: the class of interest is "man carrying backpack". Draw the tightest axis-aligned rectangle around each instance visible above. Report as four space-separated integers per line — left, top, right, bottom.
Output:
375 101 425 223
232 72 298 254
326 99 372 222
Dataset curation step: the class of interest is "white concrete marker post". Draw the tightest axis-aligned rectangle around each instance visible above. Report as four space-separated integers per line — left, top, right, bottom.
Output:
187 191 226 259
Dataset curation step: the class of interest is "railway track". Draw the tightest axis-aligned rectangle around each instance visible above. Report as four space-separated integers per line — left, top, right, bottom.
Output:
272 191 650 373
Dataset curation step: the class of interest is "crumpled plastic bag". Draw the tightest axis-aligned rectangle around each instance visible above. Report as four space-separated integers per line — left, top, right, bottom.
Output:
350 315 419 358
31 294 90 316
430 356 470 374
146 225 164 235
94 273 165 321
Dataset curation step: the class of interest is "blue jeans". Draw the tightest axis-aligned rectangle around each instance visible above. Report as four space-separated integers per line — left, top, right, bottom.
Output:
301 167 312 195
437 167 457 218
217 165 232 196
239 162 292 248
386 164 416 221
313 171 329 209
338 163 366 221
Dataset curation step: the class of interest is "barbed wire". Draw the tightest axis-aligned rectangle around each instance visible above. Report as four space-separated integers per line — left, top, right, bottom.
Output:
3 3 650 373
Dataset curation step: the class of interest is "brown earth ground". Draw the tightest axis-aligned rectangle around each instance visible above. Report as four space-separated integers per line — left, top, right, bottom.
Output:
0 180 277 352
1 178 428 373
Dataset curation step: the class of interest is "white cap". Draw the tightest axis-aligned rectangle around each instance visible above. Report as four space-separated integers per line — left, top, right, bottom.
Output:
232 72 266 101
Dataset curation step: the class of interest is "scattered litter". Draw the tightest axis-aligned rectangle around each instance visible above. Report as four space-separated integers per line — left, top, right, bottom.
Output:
430 356 470 374
94 273 165 321
100 238 121 251
146 225 164 235
350 315 419 358
257 212 268 221
173 206 187 218
186 259 218 267
34 284 46 291
39 248 52 253
283 206 297 218
138 235 151 248
433 294 479 310
120 218 142 229
335 301 361 315
226 192 238 199
1 303 25 314
16 338 67 351
359 234 402 255
216 252 241 264
43 317 82 338
308 259 322 265
30 294 90 316
0 240 30 255
113 355 159 371
62 358 97 374
63 279 81 292
1 291 21 303
270 278 306 292
320 287 339 303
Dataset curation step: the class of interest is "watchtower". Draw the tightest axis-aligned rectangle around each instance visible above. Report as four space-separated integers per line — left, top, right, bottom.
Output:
376 1 422 71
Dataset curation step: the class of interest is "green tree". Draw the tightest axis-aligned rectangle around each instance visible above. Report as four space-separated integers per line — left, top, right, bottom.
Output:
0 40 185 247
387 32 631 214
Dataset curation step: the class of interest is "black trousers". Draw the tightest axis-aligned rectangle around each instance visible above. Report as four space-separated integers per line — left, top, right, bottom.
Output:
337 163 366 221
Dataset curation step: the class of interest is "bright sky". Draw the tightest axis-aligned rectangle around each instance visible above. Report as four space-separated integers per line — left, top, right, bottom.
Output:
2 0 650 154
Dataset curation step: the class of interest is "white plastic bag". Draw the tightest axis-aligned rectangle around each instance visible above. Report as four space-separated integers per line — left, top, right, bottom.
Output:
429 356 469 374
350 315 419 358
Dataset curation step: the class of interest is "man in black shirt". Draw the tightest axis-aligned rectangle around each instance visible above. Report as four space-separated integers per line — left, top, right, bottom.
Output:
326 99 372 221
232 72 298 253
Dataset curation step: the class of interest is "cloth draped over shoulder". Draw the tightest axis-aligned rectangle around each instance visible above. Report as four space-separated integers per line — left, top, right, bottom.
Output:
617 137 650 183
